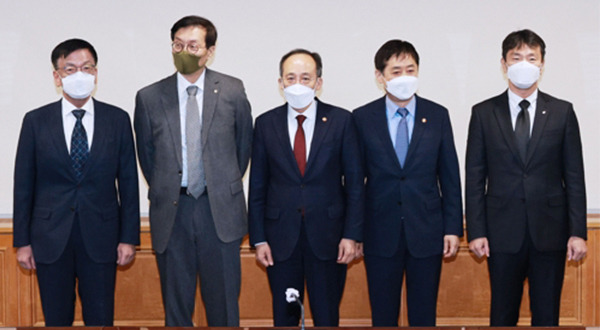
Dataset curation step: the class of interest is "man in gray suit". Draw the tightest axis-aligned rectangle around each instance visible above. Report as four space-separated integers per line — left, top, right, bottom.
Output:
134 15 253 326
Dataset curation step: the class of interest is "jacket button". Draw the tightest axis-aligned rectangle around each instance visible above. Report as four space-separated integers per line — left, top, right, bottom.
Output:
70 207 75 212
400 177 406 181
397 201 402 206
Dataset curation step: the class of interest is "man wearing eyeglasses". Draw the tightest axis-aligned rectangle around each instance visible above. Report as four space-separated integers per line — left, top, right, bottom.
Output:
134 16 252 326
13 38 140 326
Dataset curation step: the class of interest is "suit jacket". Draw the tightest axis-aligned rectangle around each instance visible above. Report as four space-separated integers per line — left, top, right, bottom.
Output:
465 90 587 253
248 100 364 262
353 95 462 258
13 99 140 264
134 69 253 253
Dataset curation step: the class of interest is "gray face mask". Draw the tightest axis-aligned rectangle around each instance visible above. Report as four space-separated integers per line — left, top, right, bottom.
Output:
173 51 202 74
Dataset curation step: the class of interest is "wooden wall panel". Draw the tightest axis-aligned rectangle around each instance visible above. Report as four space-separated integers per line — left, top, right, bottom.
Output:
0 220 598 327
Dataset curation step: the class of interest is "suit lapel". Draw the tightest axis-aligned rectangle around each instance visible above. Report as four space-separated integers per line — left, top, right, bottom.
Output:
526 91 550 165
370 97 402 170
48 101 73 171
202 69 218 148
404 95 426 167
79 99 106 179
159 74 183 167
272 105 301 176
305 101 332 174
492 91 522 166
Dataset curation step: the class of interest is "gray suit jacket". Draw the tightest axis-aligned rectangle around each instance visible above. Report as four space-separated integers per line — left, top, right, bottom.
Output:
134 69 253 253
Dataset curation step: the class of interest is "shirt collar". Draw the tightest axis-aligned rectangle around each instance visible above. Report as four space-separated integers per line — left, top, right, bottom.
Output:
288 99 318 122
177 70 206 96
61 97 94 117
507 88 538 110
386 95 416 119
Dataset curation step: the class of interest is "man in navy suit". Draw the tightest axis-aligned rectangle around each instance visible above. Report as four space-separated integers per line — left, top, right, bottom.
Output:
13 39 140 326
249 49 364 326
353 40 462 326
466 29 587 326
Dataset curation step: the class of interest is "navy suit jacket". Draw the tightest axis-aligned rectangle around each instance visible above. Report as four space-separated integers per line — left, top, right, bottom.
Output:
248 100 364 262
466 90 586 253
353 95 462 258
13 99 140 264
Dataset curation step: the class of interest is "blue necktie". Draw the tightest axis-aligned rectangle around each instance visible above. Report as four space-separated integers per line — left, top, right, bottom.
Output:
395 108 409 167
70 109 89 179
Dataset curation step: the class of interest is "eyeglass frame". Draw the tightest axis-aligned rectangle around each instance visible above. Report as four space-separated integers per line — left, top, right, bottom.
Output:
171 42 205 54
56 63 97 76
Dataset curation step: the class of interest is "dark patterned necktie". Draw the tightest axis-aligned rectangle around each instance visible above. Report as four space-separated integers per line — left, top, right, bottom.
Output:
70 109 89 179
515 99 531 163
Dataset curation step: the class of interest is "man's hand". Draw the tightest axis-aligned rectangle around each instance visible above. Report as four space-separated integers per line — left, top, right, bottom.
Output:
337 238 356 264
17 245 36 270
469 237 490 258
443 235 460 258
256 243 274 267
355 242 364 259
567 236 587 261
117 243 136 266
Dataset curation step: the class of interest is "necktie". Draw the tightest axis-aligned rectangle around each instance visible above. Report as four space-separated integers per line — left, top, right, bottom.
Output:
515 99 531 163
395 108 409 168
294 115 307 176
186 85 205 198
70 109 89 179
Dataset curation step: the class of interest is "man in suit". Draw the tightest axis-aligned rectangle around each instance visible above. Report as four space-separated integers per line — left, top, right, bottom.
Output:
466 29 587 326
353 40 462 326
13 38 139 326
248 49 364 326
134 16 252 326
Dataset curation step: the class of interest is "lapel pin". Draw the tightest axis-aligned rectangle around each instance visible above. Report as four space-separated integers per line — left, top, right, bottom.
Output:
322 117 327 122
422 118 427 123
214 89 218 94
542 110 547 115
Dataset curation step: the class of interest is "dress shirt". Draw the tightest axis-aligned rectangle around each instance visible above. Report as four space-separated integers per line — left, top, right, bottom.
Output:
177 70 205 187
287 99 317 159
508 88 537 135
386 95 416 146
62 97 94 153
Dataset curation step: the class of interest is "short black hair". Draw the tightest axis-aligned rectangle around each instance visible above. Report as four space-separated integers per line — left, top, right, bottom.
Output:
51 38 97 69
502 29 546 60
171 15 217 48
279 49 323 78
374 39 419 72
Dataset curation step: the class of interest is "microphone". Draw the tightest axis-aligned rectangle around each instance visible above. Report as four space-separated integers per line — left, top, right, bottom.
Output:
285 288 305 330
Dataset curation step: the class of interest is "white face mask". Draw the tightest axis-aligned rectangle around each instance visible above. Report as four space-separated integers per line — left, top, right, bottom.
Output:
385 75 419 101
283 83 315 109
61 71 96 99
506 61 541 89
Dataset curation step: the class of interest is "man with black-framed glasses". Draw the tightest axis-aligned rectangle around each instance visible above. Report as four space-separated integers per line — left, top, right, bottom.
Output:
13 38 140 326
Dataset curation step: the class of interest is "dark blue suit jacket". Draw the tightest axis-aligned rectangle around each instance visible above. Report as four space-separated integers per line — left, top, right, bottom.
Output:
13 99 140 264
248 100 364 262
353 95 462 258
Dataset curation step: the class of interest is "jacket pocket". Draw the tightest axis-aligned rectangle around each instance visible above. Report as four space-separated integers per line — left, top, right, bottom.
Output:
230 180 243 195
32 207 51 220
265 207 280 220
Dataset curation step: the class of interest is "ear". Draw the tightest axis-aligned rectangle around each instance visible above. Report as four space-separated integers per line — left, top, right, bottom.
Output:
206 45 216 59
278 77 285 91
500 58 508 74
53 70 62 88
375 69 385 85
314 77 323 92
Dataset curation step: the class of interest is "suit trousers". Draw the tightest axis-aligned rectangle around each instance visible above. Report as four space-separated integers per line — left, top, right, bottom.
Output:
266 222 347 327
36 214 116 326
365 222 442 327
155 192 241 327
488 229 566 326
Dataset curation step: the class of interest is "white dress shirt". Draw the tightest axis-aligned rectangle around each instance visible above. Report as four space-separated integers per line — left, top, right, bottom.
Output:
508 88 537 135
177 71 205 187
287 99 317 160
62 97 94 153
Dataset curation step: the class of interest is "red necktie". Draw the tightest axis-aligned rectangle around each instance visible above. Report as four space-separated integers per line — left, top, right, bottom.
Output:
294 115 307 176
